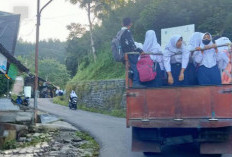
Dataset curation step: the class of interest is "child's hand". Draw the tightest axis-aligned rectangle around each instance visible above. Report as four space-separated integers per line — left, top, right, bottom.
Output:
179 72 184 81
196 47 201 51
168 73 174 85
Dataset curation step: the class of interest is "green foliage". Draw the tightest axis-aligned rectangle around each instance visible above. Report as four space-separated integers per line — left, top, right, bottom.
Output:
2 140 17 150
78 105 126 118
66 0 232 82
53 96 68 106
70 49 125 81
76 131 100 157
0 75 14 96
15 38 67 64
39 59 70 88
18 56 70 88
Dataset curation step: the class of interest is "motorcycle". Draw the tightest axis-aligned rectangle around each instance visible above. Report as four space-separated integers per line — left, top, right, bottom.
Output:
22 97 30 106
16 95 30 106
69 97 78 110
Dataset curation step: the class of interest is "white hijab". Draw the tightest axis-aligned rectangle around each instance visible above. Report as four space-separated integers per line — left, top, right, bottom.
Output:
200 32 214 48
215 37 231 52
70 90 77 98
188 32 204 51
165 35 183 53
215 37 230 70
143 30 161 53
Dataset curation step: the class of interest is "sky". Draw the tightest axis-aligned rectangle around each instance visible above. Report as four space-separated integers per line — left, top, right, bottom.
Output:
0 0 88 42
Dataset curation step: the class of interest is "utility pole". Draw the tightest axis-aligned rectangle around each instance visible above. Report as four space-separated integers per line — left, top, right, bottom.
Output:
34 0 53 125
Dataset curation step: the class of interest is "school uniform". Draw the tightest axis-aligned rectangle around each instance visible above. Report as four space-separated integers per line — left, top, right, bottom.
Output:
120 27 143 87
186 32 204 85
193 33 224 85
215 37 231 84
163 35 190 86
141 30 163 87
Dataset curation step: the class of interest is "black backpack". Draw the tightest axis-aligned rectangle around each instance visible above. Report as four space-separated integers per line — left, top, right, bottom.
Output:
111 29 126 62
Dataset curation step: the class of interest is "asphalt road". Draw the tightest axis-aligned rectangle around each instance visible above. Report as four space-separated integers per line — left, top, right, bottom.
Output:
34 98 229 157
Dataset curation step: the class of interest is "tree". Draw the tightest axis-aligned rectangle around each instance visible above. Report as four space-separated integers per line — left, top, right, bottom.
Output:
66 23 86 40
68 0 98 62
18 56 70 88
68 0 128 62
39 59 70 88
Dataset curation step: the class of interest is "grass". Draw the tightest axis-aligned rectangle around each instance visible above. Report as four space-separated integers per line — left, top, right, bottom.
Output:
71 51 125 82
76 131 100 157
53 95 68 106
52 97 126 118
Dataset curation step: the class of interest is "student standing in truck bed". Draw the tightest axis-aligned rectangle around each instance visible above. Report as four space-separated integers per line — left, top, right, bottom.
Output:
120 17 144 88
163 35 190 86
193 32 227 85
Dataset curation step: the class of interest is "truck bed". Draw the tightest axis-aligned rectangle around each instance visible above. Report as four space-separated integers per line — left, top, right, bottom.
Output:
126 85 232 128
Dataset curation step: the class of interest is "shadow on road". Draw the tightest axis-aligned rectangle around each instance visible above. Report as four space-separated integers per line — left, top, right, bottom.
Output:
142 143 221 157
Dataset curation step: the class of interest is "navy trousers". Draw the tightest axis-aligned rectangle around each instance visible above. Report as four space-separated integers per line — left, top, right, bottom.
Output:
197 65 221 85
170 63 189 86
129 54 141 85
185 63 198 85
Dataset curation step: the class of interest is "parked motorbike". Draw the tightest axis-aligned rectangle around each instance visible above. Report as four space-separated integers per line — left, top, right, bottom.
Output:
16 95 30 106
69 97 78 110
22 97 30 106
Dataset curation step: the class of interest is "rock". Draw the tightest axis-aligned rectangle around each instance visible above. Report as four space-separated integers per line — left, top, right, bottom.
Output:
25 147 34 154
26 138 32 142
2 150 12 155
63 139 70 143
51 146 60 151
18 137 27 142
32 133 41 137
49 151 60 156
72 137 82 142
36 121 77 131
16 112 33 122
19 149 27 154
81 150 92 157
39 114 59 124
40 142 49 148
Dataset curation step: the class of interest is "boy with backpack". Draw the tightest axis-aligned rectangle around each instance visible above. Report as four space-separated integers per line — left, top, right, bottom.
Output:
112 17 144 87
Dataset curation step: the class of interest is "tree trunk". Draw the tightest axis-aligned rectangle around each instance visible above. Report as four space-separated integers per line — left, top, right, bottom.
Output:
87 3 97 62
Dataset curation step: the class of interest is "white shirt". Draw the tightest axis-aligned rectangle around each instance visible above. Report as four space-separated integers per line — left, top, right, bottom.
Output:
70 90 77 98
215 37 230 70
193 33 229 69
163 35 190 72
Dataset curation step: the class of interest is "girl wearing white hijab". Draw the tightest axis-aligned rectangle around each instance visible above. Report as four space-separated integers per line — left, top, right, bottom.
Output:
215 37 230 84
193 32 223 85
163 35 190 86
141 30 163 87
186 32 204 85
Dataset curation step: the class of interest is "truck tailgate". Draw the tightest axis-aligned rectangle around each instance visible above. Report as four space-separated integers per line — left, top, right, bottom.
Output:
126 85 232 128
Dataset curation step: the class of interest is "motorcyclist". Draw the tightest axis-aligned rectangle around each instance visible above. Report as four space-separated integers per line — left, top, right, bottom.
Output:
69 90 78 109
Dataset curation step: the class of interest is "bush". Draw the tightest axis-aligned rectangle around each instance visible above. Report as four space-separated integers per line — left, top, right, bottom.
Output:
70 50 125 82
53 96 68 106
0 74 14 97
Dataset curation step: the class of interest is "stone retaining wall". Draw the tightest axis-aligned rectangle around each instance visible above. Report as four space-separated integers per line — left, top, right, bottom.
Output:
68 79 126 111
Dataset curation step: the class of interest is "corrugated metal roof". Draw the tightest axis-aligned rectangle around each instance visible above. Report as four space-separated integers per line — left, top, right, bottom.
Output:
0 11 20 55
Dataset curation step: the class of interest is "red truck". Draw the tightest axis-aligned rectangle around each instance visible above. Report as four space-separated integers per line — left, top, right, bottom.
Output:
125 54 232 156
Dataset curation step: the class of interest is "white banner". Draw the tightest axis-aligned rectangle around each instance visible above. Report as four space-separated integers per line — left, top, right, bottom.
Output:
161 24 195 49
0 53 7 74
